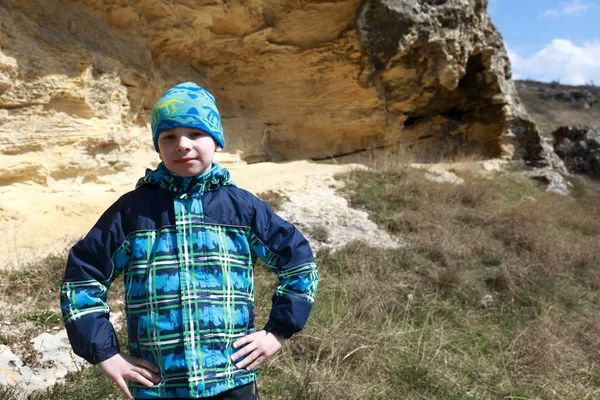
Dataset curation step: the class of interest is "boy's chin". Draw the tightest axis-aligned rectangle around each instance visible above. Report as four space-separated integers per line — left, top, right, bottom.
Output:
165 164 213 177
176 170 209 177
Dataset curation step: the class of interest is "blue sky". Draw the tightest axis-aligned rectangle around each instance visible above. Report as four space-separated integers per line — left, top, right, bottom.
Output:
488 0 600 85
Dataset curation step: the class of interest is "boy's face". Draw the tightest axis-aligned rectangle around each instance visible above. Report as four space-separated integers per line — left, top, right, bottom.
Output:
157 127 218 177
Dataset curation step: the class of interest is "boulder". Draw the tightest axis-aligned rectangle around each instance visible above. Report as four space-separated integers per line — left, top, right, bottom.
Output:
552 125 600 180
0 331 85 398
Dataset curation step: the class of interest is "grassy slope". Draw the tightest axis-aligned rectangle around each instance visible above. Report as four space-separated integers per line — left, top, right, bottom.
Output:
2 166 600 399
259 166 600 399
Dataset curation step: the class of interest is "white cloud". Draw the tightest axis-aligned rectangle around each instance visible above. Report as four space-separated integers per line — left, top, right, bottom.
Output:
505 44 521 67
508 39 600 85
542 0 592 18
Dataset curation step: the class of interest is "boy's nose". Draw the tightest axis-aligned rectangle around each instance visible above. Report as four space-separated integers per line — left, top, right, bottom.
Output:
176 136 192 151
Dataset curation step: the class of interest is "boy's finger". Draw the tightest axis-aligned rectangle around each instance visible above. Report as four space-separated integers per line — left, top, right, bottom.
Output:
233 333 254 349
235 350 259 369
136 358 160 373
127 371 156 388
116 377 133 400
247 355 267 371
134 366 161 383
231 342 256 361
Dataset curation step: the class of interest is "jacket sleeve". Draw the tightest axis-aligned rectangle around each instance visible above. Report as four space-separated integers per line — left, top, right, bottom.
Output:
249 195 319 339
60 199 132 364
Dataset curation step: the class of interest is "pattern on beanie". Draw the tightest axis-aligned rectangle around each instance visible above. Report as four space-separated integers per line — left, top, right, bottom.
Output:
151 82 224 152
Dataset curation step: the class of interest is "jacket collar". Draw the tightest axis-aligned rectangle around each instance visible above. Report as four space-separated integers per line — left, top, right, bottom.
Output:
136 162 234 195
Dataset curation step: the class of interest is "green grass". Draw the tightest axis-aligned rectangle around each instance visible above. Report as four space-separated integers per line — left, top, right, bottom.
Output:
26 365 124 400
0 253 67 310
3 163 600 399
14 311 62 327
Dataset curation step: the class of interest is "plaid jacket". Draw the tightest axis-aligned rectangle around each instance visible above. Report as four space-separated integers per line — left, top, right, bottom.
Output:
60 163 318 398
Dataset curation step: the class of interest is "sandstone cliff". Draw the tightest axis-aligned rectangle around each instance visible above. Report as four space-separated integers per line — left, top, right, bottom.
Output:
0 0 543 186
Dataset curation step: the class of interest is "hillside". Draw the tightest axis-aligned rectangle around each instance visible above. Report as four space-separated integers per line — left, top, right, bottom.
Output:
2 160 600 399
515 80 600 136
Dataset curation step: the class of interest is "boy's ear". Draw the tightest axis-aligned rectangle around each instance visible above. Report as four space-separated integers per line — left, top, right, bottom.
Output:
215 146 222 153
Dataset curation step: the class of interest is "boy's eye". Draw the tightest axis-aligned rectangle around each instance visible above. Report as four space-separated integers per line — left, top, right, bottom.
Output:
161 134 175 140
190 131 207 138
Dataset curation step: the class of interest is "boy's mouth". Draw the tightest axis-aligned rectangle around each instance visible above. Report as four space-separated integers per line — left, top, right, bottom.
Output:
174 157 197 163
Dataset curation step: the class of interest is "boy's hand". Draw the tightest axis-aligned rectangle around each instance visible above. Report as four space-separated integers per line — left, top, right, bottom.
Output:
231 330 286 371
97 352 161 400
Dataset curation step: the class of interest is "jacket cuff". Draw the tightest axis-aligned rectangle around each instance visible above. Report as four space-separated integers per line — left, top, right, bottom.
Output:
264 319 294 339
90 346 120 364
87 332 120 364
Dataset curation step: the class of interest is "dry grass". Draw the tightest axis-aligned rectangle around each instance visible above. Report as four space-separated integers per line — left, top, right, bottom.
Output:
257 190 289 212
255 163 600 399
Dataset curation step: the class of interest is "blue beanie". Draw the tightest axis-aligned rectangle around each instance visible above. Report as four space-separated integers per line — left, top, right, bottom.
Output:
151 82 225 152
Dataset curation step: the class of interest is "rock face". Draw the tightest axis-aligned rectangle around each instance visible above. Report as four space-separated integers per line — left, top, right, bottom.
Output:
276 170 400 253
0 0 545 186
552 125 600 180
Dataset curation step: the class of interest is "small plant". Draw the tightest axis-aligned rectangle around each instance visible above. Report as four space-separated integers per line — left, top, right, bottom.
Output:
257 190 289 211
0 385 23 400
305 224 330 243
14 311 62 327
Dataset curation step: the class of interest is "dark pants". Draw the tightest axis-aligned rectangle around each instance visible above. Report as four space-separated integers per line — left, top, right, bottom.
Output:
136 382 256 400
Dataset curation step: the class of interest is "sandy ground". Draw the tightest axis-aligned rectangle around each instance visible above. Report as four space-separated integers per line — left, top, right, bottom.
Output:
0 144 514 270
0 151 359 269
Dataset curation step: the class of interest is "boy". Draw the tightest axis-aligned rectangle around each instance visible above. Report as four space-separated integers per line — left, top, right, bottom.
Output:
61 82 319 399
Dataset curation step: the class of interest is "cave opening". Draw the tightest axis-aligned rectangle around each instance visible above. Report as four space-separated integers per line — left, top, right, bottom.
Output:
458 53 486 90
403 116 421 127
441 109 465 121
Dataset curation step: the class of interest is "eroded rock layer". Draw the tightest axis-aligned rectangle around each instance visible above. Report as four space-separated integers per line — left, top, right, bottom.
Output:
0 0 543 185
